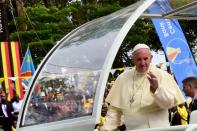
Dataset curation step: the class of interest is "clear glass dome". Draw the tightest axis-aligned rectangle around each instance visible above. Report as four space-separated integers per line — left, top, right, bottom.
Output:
20 0 144 127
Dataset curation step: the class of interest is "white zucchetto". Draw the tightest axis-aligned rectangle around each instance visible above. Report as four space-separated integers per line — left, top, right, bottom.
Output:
132 43 150 54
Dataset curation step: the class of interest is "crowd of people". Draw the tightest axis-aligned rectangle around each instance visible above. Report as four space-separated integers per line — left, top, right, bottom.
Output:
0 89 22 131
24 73 99 125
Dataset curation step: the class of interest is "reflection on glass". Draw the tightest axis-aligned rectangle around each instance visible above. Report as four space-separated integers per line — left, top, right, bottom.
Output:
22 1 144 126
24 70 100 125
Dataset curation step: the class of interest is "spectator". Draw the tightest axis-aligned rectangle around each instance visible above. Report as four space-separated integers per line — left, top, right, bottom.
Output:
0 93 14 131
11 95 23 121
182 76 197 123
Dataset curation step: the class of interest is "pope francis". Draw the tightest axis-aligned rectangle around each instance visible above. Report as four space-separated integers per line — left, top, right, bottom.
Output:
101 44 185 130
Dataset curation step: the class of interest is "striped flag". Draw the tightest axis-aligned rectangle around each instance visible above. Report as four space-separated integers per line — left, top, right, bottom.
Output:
10 41 24 99
0 42 14 100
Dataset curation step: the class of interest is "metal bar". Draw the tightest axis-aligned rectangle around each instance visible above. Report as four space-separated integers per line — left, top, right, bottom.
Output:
164 1 197 18
141 13 197 20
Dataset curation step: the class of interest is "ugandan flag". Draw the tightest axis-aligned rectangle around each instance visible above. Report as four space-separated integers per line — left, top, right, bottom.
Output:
0 42 14 100
10 41 24 99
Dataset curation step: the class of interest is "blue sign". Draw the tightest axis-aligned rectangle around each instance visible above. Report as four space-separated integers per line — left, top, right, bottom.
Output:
148 0 197 91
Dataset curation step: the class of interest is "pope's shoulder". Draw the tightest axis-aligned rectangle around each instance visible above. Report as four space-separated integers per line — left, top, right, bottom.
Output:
151 66 174 79
116 68 133 79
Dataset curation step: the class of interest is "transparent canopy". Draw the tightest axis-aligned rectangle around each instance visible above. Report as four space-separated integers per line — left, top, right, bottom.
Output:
17 0 197 131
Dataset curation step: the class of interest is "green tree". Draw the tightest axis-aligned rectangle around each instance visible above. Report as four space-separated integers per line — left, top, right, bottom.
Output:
8 0 196 67
8 2 121 65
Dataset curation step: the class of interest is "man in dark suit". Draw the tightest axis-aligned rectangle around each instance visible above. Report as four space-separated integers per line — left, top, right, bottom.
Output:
0 94 13 131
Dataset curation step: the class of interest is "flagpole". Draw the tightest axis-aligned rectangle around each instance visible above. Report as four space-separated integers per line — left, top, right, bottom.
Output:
0 0 9 41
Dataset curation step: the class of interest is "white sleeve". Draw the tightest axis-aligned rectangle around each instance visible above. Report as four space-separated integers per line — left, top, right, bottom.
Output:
101 106 122 131
153 86 176 109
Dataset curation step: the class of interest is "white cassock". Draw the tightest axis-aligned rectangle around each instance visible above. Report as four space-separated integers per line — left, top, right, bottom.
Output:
102 65 185 130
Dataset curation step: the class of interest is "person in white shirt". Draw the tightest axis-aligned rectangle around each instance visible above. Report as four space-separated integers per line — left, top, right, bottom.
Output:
12 95 23 114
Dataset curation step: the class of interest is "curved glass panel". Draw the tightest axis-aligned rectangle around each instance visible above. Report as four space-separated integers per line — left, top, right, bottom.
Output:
22 1 144 126
24 69 100 125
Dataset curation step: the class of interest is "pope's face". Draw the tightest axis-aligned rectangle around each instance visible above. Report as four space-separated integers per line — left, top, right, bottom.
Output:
133 48 152 73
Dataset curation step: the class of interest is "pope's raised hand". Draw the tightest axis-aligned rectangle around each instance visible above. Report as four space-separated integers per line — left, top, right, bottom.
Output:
147 71 158 93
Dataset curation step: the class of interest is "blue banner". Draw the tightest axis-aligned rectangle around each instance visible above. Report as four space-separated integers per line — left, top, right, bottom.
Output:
148 0 197 91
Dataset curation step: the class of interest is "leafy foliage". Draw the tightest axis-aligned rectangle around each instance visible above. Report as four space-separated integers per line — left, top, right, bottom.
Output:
8 1 123 66
8 0 197 67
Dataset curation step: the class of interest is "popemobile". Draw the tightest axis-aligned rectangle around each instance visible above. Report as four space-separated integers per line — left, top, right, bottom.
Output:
16 0 197 131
